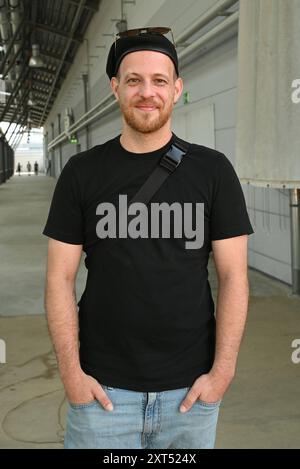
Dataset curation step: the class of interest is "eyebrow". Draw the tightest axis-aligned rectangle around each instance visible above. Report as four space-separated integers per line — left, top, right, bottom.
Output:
124 72 170 80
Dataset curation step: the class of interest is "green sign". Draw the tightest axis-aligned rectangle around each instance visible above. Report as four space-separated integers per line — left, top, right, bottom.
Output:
70 134 78 144
183 91 190 104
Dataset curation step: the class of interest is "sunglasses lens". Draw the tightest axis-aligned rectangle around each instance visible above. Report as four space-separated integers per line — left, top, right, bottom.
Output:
118 28 141 38
148 27 171 35
117 27 171 38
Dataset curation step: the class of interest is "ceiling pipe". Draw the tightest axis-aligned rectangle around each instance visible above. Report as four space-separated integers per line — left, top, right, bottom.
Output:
175 0 238 46
179 10 238 62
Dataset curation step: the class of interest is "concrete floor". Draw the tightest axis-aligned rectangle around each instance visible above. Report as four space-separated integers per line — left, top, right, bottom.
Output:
0 174 299 449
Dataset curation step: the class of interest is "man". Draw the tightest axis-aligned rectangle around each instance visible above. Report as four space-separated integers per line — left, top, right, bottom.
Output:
43 28 254 449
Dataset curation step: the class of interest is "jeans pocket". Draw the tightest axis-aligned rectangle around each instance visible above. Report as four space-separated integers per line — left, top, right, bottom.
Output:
69 399 98 409
195 398 222 408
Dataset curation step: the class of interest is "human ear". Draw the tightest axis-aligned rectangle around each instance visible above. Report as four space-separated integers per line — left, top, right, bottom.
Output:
110 77 119 101
173 77 183 104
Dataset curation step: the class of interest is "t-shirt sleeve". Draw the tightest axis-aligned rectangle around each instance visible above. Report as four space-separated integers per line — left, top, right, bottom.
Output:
210 153 254 240
42 158 84 244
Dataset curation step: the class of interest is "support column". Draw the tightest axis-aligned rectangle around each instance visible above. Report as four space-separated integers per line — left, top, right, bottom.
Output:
289 189 300 296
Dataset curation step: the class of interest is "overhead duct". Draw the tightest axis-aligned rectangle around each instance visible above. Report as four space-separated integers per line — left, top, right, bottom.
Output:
8 0 23 104
0 0 12 85
178 10 238 65
0 0 26 125
175 0 238 45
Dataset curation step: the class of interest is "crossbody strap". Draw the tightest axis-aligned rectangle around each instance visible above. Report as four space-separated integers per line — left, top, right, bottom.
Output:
129 135 189 206
84 134 190 268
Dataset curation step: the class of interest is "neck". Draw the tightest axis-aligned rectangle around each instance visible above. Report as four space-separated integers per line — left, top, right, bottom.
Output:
120 124 172 153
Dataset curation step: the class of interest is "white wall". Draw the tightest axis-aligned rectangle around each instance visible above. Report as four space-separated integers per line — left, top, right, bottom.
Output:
44 0 292 285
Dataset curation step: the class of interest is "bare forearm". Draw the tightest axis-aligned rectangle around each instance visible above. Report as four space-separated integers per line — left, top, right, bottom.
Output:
44 276 81 380
211 275 249 379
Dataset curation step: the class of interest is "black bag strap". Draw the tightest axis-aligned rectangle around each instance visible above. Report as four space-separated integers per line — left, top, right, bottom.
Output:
84 134 190 268
128 134 189 206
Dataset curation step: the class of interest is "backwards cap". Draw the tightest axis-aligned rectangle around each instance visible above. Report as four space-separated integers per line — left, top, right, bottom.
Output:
106 32 179 80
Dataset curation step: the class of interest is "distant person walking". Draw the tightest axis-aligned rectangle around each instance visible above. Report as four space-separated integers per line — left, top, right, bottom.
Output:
27 161 32 175
34 161 39 175
16 163 22 176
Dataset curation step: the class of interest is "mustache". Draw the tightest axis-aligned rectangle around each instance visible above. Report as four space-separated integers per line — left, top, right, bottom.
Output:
134 100 160 107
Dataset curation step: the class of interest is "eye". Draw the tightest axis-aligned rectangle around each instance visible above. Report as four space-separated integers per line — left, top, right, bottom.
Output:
127 78 139 83
155 79 167 85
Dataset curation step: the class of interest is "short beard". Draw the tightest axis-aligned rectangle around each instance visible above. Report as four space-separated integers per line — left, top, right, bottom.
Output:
119 100 173 134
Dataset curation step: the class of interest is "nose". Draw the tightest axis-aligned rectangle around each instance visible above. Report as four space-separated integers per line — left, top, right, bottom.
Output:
138 80 156 99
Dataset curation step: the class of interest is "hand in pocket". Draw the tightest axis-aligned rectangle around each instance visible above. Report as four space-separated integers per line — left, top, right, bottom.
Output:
64 369 114 411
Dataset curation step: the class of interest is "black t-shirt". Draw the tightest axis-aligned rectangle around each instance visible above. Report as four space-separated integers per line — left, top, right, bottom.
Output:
42 132 254 392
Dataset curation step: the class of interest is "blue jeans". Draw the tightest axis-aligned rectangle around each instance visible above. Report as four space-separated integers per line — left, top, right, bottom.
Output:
64 384 221 449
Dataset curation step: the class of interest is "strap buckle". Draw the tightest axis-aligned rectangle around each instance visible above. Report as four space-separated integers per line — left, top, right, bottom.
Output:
159 144 186 173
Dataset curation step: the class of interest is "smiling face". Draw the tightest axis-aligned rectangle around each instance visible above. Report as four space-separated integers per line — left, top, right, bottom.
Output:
110 50 183 134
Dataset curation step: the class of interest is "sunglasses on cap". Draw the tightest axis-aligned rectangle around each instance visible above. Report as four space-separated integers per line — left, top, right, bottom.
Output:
114 27 177 54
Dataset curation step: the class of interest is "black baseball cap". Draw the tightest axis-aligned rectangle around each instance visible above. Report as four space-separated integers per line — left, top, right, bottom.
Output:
106 31 179 80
